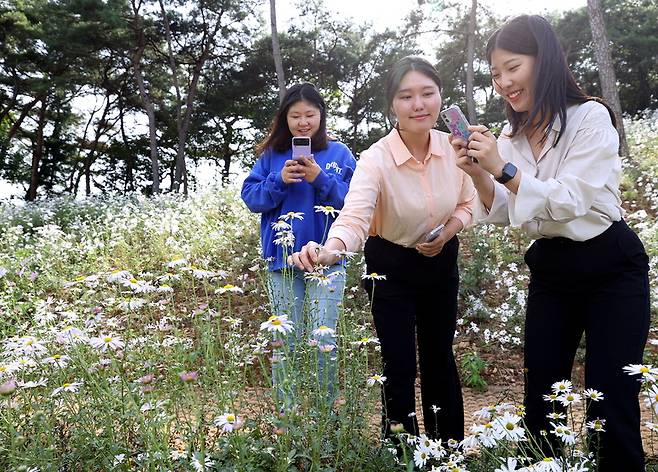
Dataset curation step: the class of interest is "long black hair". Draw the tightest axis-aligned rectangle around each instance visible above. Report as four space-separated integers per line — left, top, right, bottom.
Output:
385 56 443 126
486 15 615 145
256 83 328 155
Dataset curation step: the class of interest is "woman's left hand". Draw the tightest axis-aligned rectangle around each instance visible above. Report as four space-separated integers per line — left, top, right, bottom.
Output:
298 155 321 183
416 233 447 257
467 125 505 177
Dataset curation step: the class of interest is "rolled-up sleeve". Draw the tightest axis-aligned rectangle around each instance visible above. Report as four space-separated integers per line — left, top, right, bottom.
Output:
509 111 619 227
327 151 380 252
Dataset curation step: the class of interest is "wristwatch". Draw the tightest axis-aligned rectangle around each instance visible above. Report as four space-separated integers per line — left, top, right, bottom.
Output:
495 162 518 184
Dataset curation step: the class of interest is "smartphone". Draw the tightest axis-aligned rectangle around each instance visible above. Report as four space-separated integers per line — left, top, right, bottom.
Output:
291 136 312 160
425 224 445 243
440 105 471 141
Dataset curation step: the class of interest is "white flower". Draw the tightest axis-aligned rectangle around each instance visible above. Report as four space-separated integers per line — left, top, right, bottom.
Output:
362 272 386 280
167 257 187 268
56 326 87 344
157 285 174 293
413 447 430 468
319 344 336 353
17 336 47 355
215 284 244 295
551 380 573 394
583 388 604 402
271 220 291 231
493 411 525 441
586 418 606 432
43 354 71 368
314 205 339 217
89 334 125 352
112 454 126 466
0 267 7 278
351 336 380 347
550 422 576 445
623 364 658 382
259 315 294 335
190 453 214 472
471 422 498 448
495 457 519 472
312 325 335 337
107 270 132 283
18 378 48 389
367 374 386 386
644 384 658 412
213 412 243 432
279 211 304 221
557 392 581 407
118 298 146 311
51 380 83 396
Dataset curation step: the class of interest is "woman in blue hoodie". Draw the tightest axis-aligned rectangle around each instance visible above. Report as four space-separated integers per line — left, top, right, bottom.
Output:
241 83 356 404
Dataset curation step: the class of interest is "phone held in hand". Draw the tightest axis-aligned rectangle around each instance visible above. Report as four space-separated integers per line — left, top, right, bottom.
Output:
425 224 445 243
291 136 312 160
440 105 478 163
440 105 471 141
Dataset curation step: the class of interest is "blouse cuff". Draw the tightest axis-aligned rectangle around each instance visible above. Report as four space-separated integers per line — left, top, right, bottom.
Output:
509 172 549 227
327 227 362 253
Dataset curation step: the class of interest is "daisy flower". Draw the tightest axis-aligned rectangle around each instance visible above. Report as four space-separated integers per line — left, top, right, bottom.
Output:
166 257 187 268
190 453 214 472
318 344 336 353
557 392 581 407
551 380 573 394
314 205 339 217
43 354 71 368
259 315 294 335
413 447 429 468
89 334 125 352
215 284 244 295
213 412 243 432
586 418 606 432
271 220 291 231
51 380 83 396
279 211 304 221
367 374 386 386
362 272 386 280
107 270 132 283
351 336 380 347
312 325 335 337
624 364 658 382
494 457 519 472
550 422 576 445
583 388 604 402
493 411 525 441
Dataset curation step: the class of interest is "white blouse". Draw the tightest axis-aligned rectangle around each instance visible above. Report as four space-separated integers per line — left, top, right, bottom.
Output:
478 100 623 241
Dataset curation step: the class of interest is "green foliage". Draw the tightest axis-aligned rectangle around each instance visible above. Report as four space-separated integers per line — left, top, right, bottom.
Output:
460 350 488 392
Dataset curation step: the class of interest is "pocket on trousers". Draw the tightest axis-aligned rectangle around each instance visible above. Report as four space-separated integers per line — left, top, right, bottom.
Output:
616 229 649 271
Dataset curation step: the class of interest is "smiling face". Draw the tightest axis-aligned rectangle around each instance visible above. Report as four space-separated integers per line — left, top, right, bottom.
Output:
391 70 442 134
489 48 536 114
286 100 322 138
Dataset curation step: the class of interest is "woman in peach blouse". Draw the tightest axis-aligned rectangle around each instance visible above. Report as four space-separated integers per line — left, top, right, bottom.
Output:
290 56 475 441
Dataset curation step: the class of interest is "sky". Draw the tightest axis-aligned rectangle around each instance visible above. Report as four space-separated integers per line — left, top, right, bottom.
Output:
269 0 588 36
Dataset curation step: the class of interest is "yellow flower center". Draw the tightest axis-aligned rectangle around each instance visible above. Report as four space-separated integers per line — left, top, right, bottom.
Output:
104 337 113 343
63 383 71 388
641 366 650 373
25 340 33 346
506 422 514 431
223 284 235 289
226 414 235 422
271 320 282 326
53 355 61 359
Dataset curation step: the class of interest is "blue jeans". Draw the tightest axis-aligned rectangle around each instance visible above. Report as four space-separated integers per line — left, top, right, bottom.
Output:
268 265 346 405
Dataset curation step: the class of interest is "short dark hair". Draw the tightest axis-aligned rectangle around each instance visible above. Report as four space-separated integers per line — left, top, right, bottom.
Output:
256 83 328 156
486 15 615 145
385 56 443 125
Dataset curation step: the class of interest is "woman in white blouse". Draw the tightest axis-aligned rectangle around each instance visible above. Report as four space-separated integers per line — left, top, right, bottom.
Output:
451 15 650 471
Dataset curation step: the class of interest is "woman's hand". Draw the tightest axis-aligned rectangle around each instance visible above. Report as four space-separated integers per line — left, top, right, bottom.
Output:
298 155 321 183
448 134 489 180
465 125 505 177
416 232 447 257
281 160 306 184
288 240 341 272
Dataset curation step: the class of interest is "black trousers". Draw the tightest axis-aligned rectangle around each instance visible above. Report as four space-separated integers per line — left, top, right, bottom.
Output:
523 220 650 471
363 235 464 441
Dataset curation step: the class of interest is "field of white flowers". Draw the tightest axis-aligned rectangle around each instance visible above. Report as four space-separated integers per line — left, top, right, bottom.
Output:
0 113 657 471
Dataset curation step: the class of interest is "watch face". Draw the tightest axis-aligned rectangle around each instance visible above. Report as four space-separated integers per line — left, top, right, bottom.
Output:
496 162 517 184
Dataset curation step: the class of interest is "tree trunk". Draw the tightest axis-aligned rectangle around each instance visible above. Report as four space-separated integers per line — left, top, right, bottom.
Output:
586 0 630 158
465 0 477 123
130 2 160 193
270 0 286 102
26 100 47 201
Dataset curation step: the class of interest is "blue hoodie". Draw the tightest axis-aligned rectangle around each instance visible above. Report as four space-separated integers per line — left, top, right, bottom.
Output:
241 140 357 271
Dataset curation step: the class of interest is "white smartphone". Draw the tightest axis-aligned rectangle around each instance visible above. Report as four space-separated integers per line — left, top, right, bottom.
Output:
425 224 445 243
291 136 311 160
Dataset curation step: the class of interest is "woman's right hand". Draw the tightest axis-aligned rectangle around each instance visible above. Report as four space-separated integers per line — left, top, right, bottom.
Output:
449 135 489 180
281 159 306 184
288 239 343 272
